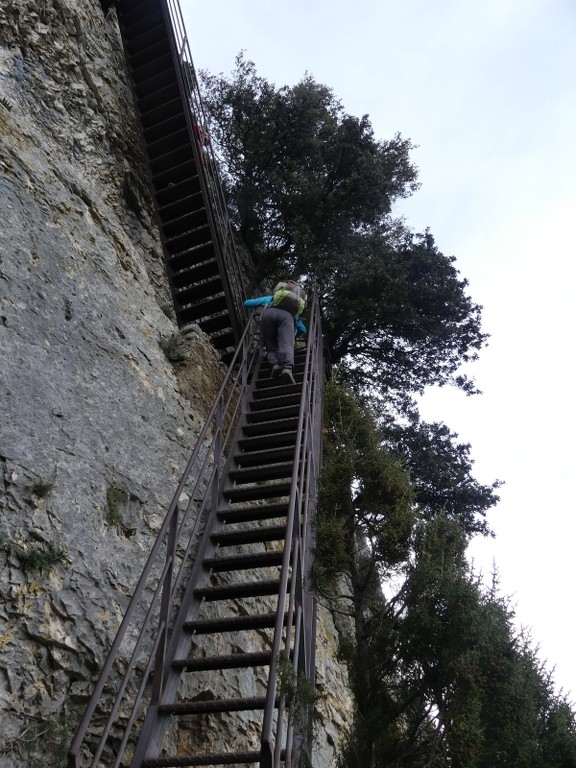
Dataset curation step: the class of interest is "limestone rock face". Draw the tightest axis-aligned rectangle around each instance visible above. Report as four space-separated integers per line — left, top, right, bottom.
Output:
0 2 352 765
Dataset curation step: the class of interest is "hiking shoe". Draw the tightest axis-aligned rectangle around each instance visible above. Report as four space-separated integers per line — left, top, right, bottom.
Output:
281 368 296 385
271 364 281 378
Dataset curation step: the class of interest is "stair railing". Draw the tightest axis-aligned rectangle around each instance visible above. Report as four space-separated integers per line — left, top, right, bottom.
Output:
161 0 248 340
67 314 260 768
260 288 325 768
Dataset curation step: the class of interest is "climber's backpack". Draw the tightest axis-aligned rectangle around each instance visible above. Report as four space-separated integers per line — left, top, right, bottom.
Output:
272 281 307 317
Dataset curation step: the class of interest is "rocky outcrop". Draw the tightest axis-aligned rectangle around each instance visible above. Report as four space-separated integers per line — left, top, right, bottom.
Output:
0 2 352 765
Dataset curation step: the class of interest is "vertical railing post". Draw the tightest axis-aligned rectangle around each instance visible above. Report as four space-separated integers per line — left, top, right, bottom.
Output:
212 396 223 512
151 504 179 705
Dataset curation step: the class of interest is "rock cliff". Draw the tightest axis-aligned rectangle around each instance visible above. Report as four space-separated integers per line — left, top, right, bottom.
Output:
0 1 352 765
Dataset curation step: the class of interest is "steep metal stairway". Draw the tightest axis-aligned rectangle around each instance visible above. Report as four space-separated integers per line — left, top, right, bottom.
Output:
68 292 325 768
109 0 247 358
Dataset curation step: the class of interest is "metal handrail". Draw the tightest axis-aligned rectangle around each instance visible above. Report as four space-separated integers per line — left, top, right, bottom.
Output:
67 313 260 768
162 0 249 341
260 288 325 767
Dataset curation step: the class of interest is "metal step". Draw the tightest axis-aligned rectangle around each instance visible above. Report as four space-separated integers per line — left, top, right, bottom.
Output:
118 0 161 27
174 275 222 306
160 206 209 239
228 462 294 484
142 750 262 766
246 405 301 423
146 124 191 163
121 11 165 50
140 96 184 129
210 525 286 547
166 222 211 253
216 502 289 524
209 330 235 353
131 51 173 86
172 651 273 672
134 68 178 102
143 111 188 147
149 144 196 178
169 260 219 293
177 294 228 322
202 550 283 572
223 481 292 503
241 419 299 439
252 382 301 399
155 175 202 208
159 696 272 716
168 241 214 270
255 364 305 385
249 392 301 411
234 445 295 467
151 158 197 190
196 311 233 335
237 431 297 453
129 36 172 74
184 611 284 634
194 578 284 601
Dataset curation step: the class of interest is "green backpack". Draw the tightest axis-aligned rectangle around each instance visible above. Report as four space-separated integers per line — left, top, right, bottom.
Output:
272 281 307 317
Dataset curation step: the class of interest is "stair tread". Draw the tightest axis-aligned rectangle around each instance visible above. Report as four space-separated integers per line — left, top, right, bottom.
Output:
228 463 294 483
234 445 295 466
184 611 284 634
241 419 299 438
172 651 273 671
223 481 292 502
194 578 283 600
211 525 286 547
142 751 262 767
159 696 273 715
237 432 297 452
216 502 289 523
249 393 301 410
246 405 301 423
252 382 301 398
203 550 284 571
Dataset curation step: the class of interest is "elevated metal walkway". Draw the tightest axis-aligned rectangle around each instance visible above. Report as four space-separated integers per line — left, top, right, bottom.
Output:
111 0 247 359
68 292 325 767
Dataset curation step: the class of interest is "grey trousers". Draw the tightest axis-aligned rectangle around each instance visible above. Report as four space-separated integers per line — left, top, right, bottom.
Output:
260 306 295 369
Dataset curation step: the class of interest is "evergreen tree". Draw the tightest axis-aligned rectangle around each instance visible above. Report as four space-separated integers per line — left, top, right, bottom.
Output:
200 55 487 410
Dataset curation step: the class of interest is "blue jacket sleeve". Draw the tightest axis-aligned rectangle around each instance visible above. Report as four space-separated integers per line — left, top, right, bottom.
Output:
243 295 273 307
295 317 307 337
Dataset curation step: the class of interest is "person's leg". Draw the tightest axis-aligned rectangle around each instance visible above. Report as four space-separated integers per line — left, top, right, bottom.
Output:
276 311 295 370
260 309 279 366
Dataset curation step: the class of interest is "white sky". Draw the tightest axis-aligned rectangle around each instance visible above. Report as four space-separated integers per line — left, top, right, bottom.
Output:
182 0 576 698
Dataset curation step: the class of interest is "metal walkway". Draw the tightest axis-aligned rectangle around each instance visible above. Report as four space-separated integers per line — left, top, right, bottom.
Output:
112 0 247 359
68 292 325 767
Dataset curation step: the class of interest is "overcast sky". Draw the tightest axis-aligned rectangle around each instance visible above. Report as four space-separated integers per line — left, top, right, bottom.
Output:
181 0 576 698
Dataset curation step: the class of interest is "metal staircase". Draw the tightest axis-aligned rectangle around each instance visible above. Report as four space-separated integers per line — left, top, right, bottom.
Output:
111 0 247 358
68 291 325 767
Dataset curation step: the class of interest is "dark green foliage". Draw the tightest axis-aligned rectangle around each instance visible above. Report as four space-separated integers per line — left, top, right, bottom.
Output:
201 54 418 280
105 485 129 526
200 56 487 409
316 377 414 589
318 382 576 767
30 476 55 498
3 537 68 574
384 418 502 536
320 230 488 405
